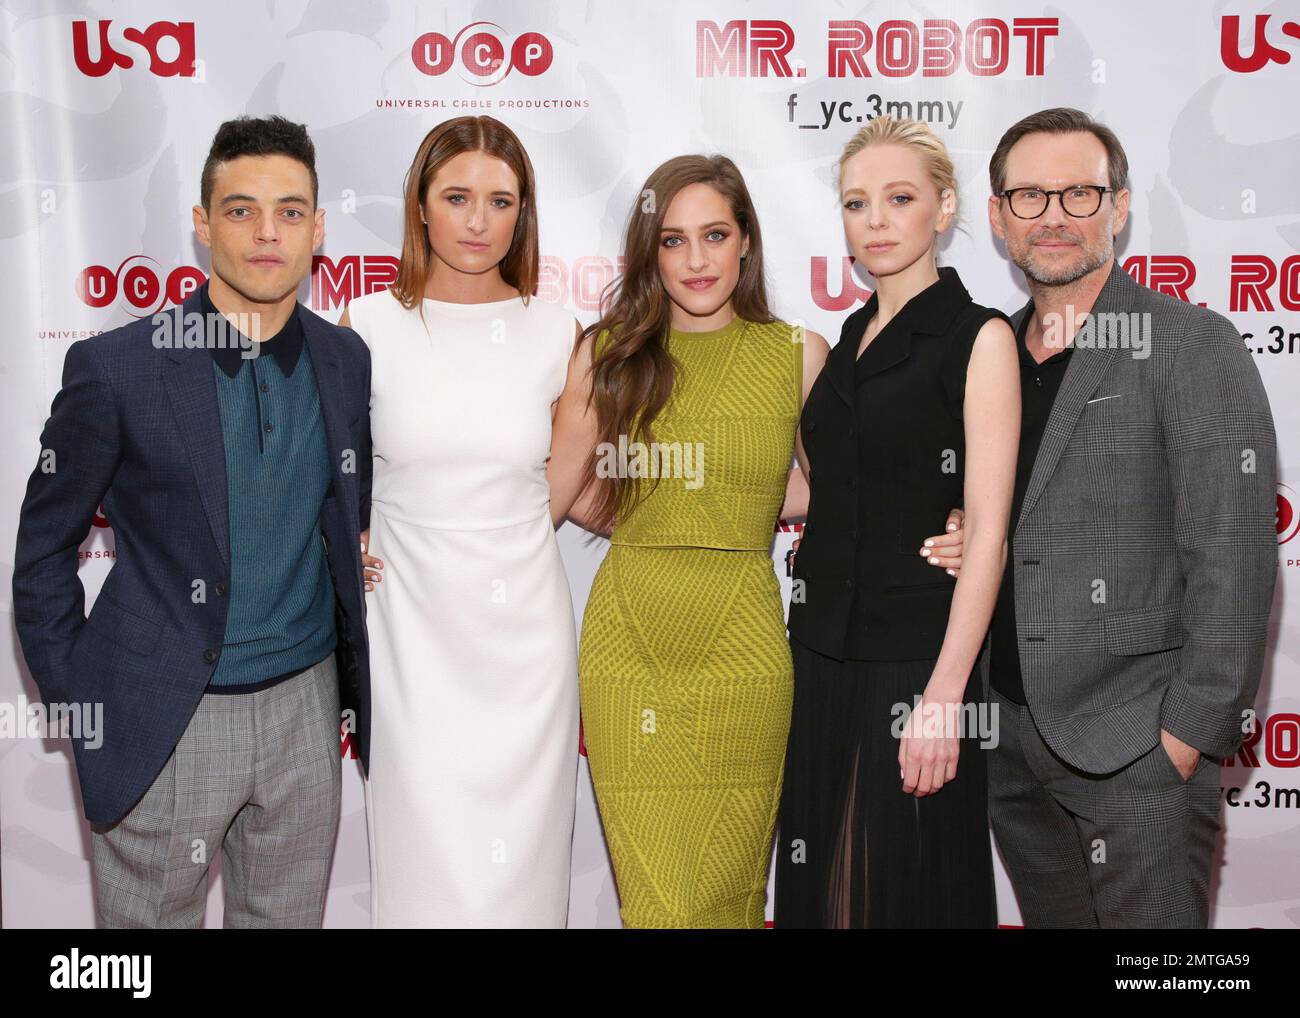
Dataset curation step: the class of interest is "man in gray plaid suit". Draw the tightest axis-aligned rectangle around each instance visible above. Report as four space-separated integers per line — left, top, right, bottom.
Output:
967 109 1276 927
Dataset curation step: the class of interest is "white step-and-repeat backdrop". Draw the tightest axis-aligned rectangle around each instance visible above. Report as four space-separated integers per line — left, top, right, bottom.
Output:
2 1 1297 927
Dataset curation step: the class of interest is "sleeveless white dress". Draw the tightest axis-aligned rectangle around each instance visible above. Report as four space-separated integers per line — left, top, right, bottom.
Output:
346 288 579 928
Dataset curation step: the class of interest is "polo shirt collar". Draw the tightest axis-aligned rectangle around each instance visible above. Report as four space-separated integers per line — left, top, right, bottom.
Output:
1015 301 1074 368
200 280 305 379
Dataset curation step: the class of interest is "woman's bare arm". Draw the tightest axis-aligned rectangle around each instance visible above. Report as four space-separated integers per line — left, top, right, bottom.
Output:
547 320 599 528
899 316 1019 796
779 329 829 521
566 477 613 537
927 316 1019 699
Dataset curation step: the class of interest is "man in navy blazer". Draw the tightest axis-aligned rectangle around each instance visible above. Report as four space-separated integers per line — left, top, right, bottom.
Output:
13 116 371 927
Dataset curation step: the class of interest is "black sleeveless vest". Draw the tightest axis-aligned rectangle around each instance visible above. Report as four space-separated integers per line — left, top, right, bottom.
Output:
788 267 1009 661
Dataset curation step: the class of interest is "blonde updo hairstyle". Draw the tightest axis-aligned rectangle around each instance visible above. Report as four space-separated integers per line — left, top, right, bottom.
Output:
837 115 960 227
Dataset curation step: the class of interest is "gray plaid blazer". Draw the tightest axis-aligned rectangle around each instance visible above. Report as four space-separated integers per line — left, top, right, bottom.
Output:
981 261 1277 771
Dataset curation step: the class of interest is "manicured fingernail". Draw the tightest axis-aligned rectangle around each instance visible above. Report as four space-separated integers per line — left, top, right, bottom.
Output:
929 557 939 565
947 523 957 531
946 568 956 576
924 539 934 547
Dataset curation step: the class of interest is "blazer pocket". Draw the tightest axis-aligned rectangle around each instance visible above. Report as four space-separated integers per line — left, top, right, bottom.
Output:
1081 391 1155 426
86 594 163 657
1103 603 1185 655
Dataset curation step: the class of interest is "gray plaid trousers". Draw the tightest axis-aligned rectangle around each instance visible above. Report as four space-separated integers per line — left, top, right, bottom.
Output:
89 654 342 928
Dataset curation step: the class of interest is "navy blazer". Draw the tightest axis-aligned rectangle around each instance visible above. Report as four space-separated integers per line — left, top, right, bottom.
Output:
13 287 372 825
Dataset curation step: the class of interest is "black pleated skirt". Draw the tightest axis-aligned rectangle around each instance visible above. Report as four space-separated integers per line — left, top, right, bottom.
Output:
773 636 996 928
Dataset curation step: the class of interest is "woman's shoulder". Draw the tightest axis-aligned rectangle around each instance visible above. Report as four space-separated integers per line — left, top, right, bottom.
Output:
941 269 1010 331
517 294 574 326
348 285 404 313
950 298 1014 358
516 295 582 353
742 318 827 373
345 286 409 331
743 316 804 344
960 297 1012 327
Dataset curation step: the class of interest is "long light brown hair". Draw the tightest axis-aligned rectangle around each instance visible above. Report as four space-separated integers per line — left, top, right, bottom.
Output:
581 154 776 532
391 115 539 309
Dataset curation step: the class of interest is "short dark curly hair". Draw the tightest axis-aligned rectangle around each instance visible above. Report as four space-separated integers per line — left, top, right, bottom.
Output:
200 115 318 210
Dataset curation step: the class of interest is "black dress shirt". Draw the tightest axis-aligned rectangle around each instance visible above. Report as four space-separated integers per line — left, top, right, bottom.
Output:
988 306 1074 704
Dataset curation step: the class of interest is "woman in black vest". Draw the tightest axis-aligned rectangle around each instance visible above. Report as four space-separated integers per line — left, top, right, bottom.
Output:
775 117 1020 927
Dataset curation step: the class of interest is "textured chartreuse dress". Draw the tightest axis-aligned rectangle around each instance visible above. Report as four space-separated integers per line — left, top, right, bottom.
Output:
579 315 801 928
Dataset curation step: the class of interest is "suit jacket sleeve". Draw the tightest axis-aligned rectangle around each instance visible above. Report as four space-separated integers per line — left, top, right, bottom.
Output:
12 339 122 705
1158 312 1277 759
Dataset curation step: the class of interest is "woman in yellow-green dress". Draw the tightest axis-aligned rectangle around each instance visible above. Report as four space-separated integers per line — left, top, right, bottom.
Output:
572 154 828 927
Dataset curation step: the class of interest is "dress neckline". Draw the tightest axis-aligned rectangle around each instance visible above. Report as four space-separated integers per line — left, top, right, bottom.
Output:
668 316 745 341
421 294 523 311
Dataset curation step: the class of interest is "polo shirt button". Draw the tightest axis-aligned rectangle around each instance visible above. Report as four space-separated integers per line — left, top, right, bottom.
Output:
215 582 228 597
203 648 218 663
260 382 269 393
264 422 274 433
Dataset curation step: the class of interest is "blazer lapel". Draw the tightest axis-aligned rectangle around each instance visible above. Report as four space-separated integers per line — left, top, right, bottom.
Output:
163 293 231 568
303 312 359 539
826 291 917 404
828 267 970 404
1014 262 1133 532
827 298 872 407
854 325 912 380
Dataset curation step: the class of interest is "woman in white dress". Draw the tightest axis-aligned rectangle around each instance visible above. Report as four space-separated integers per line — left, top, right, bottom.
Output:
341 116 597 928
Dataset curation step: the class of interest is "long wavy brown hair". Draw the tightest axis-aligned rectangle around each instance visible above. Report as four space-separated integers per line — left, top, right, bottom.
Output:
391 115 539 309
581 154 776 532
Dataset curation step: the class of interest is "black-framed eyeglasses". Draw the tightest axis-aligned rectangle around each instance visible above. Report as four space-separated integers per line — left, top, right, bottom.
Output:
997 185 1116 219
